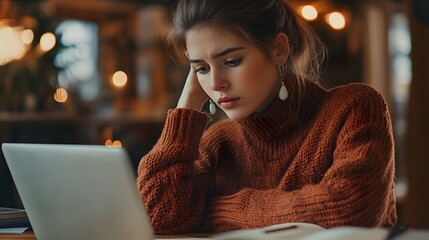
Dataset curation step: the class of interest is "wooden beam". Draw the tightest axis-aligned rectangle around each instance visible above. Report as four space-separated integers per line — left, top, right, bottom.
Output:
403 0 429 228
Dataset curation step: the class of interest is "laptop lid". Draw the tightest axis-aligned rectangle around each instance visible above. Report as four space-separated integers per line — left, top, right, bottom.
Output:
2 143 154 240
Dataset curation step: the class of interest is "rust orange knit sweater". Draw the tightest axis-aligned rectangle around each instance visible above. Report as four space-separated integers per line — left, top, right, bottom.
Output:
137 82 397 234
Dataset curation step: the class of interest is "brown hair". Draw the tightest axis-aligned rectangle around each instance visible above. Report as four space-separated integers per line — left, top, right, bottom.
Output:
166 0 326 88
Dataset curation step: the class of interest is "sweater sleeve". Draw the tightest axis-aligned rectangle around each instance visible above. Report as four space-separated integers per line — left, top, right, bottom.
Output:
137 108 215 234
207 86 397 232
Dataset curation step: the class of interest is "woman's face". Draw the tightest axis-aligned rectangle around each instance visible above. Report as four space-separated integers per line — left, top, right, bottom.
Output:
186 26 279 120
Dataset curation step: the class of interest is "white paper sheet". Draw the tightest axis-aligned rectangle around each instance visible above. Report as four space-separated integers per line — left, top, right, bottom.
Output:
0 227 29 234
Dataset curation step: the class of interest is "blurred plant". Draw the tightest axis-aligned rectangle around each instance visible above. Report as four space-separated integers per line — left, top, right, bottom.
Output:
0 1 62 112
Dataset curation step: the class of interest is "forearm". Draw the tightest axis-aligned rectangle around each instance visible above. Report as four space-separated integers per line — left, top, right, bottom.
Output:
137 108 211 234
208 170 394 233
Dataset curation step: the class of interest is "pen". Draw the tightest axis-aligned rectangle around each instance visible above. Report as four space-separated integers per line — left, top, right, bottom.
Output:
264 225 298 234
385 223 408 240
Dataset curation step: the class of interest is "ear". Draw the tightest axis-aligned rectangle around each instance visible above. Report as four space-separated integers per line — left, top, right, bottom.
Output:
272 32 289 65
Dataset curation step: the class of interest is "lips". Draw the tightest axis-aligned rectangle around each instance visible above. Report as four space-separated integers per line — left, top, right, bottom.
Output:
218 97 240 109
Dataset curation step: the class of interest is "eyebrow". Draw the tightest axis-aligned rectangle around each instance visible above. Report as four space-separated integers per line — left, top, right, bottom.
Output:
188 47 245 63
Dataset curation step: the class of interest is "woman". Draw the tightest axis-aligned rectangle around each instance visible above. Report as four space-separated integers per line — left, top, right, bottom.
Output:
137 0 397 234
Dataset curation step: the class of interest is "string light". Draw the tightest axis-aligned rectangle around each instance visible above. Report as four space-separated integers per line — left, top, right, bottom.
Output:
0 23 26 66
105 139 113 147
301 5 318 21
112 71 128 87
326 12 346 30
112 140 122 147
105 139 122 148
53 88 68 103
40 32 56 52
21 29 34 45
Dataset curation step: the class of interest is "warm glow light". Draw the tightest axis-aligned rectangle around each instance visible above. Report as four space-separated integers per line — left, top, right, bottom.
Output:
14 47 27 60
112 71 127 87
21 29 34 45
112 140 122 147
40 32 56 52
105 139 113 147
53 88 68 103
0 25 25 66
327 12 346 30
105 139 122 148
301 5 318 21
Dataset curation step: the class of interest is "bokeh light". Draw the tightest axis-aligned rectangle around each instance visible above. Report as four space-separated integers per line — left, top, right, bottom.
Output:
53 88 68 103
327 12 346 30
21 29 34 45
40 32 56 52
112 71 127 87
301 5 318 21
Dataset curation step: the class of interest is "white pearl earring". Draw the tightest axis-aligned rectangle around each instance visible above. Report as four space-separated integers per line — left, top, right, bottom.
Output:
278 64 288 101
209 99 216 115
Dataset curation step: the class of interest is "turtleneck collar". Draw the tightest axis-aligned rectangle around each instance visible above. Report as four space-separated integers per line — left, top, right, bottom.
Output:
237 81 326 141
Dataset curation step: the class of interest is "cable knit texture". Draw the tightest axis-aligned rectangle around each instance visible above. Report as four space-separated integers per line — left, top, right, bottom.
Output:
137 82 397 234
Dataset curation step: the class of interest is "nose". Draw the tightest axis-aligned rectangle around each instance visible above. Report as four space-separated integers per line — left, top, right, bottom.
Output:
210 69 229 91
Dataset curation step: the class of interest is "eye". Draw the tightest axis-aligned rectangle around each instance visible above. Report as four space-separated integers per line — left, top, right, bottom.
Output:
195 65 210 74
225 58 242 67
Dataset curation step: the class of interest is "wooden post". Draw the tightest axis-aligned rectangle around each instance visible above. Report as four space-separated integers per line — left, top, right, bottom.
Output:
403 0 429 228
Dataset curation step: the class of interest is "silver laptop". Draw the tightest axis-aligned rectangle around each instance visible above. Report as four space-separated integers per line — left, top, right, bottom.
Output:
2 143 154 240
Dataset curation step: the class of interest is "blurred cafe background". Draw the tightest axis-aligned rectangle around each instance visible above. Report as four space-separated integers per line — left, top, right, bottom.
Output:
1 0 428 228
